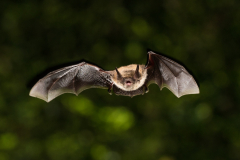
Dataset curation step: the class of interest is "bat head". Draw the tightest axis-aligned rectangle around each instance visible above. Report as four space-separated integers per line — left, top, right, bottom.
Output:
112 64 147 91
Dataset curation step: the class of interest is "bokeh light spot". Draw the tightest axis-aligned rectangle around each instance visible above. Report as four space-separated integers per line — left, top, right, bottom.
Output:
125 42 143 60
98 107 135 132
131 18 151 38
195 103 212 120
91 144 108 160
0 133 18 150
62 96 95 116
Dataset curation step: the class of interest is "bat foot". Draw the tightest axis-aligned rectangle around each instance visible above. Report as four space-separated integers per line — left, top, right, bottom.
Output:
144 84 149 93
108 88 112 95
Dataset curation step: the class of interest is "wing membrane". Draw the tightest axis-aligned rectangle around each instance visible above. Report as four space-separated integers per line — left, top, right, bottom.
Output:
30 62 111 102
147 51 199 97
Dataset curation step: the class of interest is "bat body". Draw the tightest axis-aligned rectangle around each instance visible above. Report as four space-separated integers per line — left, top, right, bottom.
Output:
30 51 199 102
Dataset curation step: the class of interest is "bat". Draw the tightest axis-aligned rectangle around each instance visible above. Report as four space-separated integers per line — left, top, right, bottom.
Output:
30 51 199 102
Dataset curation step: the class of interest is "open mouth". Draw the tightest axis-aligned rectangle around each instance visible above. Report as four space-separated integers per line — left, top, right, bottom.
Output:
126 81 132 86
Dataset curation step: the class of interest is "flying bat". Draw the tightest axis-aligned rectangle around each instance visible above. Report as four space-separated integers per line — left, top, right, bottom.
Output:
30 51 199 102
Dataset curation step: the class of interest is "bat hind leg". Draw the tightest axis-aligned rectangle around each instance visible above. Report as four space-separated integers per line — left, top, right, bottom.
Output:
108 83 113 95
144 84 149 94
142 84 149 95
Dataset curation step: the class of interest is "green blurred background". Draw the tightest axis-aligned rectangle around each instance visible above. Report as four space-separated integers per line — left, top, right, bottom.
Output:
1 0 240 160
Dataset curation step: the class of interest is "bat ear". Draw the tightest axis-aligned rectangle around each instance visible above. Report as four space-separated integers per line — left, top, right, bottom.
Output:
115 67 123 80
134 65 140 79
145 51 155 69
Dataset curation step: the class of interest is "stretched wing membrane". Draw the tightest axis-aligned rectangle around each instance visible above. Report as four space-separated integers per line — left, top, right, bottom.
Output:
146 51 199 97
30 62 111 102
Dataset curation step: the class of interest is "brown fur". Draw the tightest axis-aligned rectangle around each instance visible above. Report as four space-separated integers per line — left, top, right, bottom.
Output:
112 64 145 80
111 64 147 91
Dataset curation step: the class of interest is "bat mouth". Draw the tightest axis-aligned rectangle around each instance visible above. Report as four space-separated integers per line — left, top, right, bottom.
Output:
126 81 132 86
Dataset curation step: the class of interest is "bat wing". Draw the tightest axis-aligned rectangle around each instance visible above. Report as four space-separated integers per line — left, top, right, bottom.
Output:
146 51 199 98
30 62 112 102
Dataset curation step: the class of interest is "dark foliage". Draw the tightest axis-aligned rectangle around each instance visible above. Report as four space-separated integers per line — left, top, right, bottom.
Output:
0 0 240 159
